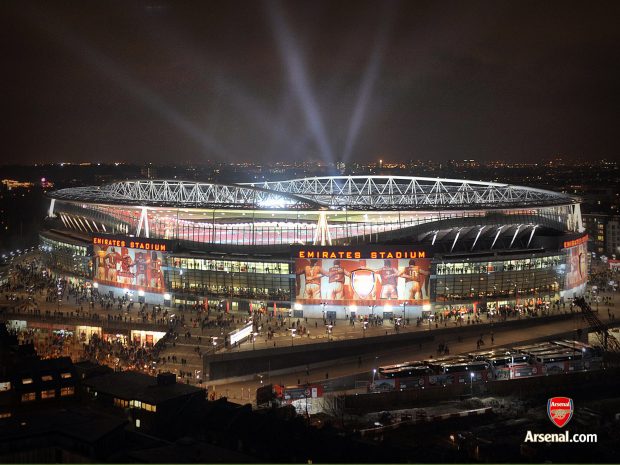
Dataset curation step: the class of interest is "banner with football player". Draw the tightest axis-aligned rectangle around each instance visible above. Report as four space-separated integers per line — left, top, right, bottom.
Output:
294 257 431 305
93 244 166 293
564 240 588 290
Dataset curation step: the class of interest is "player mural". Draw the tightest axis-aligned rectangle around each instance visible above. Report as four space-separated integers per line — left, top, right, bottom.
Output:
92 236 169 293
564 237 588 290
294 248 431 306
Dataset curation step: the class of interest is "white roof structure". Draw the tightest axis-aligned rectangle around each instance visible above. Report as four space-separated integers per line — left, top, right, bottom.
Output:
50 176 576 211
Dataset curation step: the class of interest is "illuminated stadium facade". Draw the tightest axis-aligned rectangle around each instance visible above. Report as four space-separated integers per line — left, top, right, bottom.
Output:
40 176 588 319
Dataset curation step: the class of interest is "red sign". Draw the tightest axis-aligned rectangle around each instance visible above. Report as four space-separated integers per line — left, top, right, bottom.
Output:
93 236 168 252
547 397 574 428
563 235 588 249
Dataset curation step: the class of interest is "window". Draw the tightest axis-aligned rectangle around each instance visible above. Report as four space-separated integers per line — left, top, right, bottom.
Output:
21 392 36 402
135 418 141 428
60 386 74 396
41 389 56 399
41 375 54 382
0 412 11 419
114 398 129 408
143 403 157 412
130 400 142 408
0 382 11 392
60 372 72 379
22 378 33 385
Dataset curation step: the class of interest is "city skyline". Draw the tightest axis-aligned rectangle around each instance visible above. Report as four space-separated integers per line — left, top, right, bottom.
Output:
2 0 619 165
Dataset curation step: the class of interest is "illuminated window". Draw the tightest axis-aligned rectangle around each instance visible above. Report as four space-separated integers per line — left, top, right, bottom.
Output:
60 386 74 396
41 389 56 399
114 398 129 408
41 375 54 382
143 403 157 412
0 382 11 392
21 392 36 402
130 400 142 409
22 378 33 385
0 412 11 419
60 372 72 379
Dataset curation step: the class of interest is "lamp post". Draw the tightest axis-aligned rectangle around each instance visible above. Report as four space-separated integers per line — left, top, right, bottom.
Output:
470 371 474 395
372 368 377 386
252 332 258 351
327 324 333 342
289 328 296 347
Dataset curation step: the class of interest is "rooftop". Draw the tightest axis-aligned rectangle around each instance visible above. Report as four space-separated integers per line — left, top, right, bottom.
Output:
48 176 577 211
83 371 204 404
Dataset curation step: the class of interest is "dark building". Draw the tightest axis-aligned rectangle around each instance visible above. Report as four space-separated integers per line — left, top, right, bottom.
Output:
583 213 620 257
0 323 77 419
0 408 127 463
82 371 205 437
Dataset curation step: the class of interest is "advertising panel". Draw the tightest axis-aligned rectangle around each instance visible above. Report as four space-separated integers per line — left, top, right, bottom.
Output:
229 322 253 346
92 236 169 293
564 235 588 290
294 247 431 306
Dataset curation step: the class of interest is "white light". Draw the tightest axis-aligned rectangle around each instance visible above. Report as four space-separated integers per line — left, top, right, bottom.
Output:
384 304 392 312
351 270 375 298
294 303 303 310
423 304 431 311
138 290 145 297
93 282 98 289
349 304 357 312
163 293 171 300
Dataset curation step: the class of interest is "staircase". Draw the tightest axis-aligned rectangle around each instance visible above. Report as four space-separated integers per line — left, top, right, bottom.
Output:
573 297 620 353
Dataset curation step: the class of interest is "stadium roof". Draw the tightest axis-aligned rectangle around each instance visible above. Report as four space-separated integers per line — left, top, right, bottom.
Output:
49 176 576 210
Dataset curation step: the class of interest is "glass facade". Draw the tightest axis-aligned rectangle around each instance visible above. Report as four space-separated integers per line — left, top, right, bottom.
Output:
433 254 564 303
39 235 91 278
164 257 292 303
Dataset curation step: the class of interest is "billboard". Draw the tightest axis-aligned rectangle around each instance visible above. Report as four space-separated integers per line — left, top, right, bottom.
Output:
294 247 431 305
564 235 588 290
93 236 169 293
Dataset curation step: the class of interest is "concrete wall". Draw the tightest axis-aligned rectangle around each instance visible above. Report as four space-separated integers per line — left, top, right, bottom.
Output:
204 313 578 380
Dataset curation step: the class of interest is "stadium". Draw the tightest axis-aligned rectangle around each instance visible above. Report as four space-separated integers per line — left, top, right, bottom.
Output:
40 176 588 319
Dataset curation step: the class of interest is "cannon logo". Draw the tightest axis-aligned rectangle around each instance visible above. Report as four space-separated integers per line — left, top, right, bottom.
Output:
547 397 574 428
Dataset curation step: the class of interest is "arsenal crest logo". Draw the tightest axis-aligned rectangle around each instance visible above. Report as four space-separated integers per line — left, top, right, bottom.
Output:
547 397 574 428
351 269 375 298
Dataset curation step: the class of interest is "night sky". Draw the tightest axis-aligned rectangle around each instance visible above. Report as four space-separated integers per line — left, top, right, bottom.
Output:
2 0 619 165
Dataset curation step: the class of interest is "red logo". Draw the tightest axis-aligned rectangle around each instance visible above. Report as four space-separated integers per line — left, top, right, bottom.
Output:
547 397 574 428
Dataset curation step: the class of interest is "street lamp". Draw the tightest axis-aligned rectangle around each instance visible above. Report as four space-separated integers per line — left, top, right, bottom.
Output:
372 368 377 384
252 332 258 350
470 371 475 395
289 328 296 346
326 324 333 341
